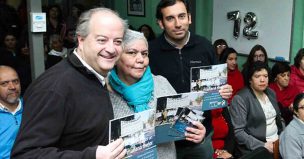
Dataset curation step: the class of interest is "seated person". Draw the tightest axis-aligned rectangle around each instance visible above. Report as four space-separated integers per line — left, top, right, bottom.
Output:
45 34 67 69
230 61 284 158
0 66 23 159
242 44 269 85
279 93 304 159
290 48 304 92
269 61 300 125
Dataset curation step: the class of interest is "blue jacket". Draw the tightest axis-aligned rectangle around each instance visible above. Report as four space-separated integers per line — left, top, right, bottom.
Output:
0 99 23 159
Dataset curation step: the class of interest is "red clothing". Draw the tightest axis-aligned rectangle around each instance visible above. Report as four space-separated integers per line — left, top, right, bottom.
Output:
290 65 304 92
227 68 244 104
211 108 229 150
269 82 300 108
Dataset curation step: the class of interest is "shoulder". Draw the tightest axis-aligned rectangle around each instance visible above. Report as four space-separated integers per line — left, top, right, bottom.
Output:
153 75 177 97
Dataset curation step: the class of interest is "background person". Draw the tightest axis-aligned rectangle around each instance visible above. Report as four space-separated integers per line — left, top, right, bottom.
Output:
290 48 304 92
279 93 304 159
230 61 284 158
0 65 22 159
11 8 127 159
269 62 300 125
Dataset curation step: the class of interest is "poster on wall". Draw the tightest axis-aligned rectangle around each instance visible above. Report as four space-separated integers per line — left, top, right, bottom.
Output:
212 0 294 61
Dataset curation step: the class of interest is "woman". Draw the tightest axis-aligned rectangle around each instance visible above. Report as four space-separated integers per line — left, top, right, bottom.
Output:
213 39 228 60
108 30 206 159
242 44 269 85
290 48 304 92
269 62 300 125
220 47 244 104
230 61 284 158
209 47 244 159
279 93 304 159
138 24 156 41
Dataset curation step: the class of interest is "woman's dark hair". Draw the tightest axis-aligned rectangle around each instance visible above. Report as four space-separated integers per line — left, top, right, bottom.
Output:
138 24 156 41
213 39 228 49
246 61 270 86
242 44 269 68
294 48 304 68
293 93 304 112
156 0 190 20
219 47 237 64
271 62 290 82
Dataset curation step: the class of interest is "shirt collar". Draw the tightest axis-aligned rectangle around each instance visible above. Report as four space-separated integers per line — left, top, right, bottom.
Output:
164 31 191 49
73 49 106 86
0 99 22 115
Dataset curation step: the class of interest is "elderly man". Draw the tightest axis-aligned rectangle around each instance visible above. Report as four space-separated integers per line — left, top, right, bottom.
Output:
0 65 22 159
11 8 127 159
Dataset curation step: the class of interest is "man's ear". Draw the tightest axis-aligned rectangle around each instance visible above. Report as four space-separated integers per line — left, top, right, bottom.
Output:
157 19 164 30
188 13 192 25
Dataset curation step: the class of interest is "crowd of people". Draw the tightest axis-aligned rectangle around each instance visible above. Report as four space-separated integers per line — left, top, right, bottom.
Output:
1 0 304 159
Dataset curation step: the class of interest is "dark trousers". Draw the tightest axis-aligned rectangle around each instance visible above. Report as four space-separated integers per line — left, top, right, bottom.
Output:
176 131 214 159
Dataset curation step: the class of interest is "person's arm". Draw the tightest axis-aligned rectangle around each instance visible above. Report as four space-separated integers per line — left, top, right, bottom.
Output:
279 131 303 159
230 95 265 150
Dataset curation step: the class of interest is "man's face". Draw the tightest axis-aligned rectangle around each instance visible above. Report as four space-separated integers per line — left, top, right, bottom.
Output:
0 67 21 108
157 1 191 42
4 35 17 50
77 11 124 76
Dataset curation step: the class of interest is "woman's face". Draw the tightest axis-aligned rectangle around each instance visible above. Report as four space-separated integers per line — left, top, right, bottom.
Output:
250 68 268 93
253 50 265 62
295 98 304 122
299 57 304 71
275 71 290 88
116 39 149 85
216 44 226 56
226 53 237 71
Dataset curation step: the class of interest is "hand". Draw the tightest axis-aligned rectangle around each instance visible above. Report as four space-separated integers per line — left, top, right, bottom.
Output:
219 84 233 100
264 141 274 153
185 121 206 143
96 138 126 159
215 149 233 159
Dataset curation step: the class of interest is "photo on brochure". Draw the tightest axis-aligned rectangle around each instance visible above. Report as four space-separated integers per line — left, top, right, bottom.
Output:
109 109 157 159
154 92 205 144
190 63 228 110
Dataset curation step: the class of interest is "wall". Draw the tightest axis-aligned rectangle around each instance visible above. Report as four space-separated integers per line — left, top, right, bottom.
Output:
114 0 304 67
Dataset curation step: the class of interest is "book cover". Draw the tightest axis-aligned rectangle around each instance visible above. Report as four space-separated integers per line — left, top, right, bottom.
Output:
190 63 228 111
155 92 205 144
109 109 157 159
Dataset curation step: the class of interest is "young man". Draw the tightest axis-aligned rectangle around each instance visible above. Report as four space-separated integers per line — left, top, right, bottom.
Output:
0 66 22 159
149 0 232 158
11 8 127 159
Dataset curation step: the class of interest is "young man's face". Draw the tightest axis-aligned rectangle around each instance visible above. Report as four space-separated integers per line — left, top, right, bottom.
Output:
157 1 191 42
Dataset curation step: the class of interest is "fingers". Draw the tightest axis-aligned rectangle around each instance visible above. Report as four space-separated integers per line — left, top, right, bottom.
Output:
185 121 206 143
111 139 125 158
219 84 233 99
115 149 127 159
108 138 124 151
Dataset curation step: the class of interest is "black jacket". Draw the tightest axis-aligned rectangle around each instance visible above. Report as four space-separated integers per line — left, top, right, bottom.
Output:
149 32 217 147
11 51 114 159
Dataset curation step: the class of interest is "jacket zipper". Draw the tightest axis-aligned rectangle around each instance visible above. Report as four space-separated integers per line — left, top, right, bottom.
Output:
178 49 185 84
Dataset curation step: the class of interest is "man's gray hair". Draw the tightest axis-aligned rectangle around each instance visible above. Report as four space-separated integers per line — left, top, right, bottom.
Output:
76 7 128 38
123 29 148 48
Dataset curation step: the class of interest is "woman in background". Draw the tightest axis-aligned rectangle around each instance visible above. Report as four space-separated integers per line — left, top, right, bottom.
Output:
269 61 300 125
242 44 269 85
279 93 304 159
213 39 228 60
230 61 284 158
290 48 304 92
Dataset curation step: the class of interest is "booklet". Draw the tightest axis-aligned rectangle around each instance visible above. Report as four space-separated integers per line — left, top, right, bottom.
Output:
155 92 205 144
109 109 157 159
190 63 228 110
